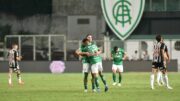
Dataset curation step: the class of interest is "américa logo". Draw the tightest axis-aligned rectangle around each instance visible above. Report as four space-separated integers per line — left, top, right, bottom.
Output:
101 0 145 40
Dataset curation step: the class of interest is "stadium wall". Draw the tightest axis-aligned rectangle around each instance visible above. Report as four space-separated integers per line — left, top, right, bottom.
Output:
0 60 178 73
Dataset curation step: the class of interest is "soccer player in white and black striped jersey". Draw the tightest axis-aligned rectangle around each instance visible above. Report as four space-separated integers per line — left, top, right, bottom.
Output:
150 35 173 89
8 43 24 86
157 38 169 86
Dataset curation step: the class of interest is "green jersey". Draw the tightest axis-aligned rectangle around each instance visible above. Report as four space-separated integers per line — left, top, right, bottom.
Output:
86 43 102 64
111 48 124 65
80 45 89 64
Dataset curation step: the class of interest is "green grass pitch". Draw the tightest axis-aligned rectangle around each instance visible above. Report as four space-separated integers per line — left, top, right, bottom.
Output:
0 72 180 101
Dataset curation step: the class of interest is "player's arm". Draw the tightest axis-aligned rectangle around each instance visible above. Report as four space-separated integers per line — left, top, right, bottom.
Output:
165 48 170 63
15 51 22 61
16 56 22 61
89 46 102 56
123 52 128 60
79 51 90 56
75 49 81 56
166 52 170 63
75 49 89 56
95 48 102 55
160 44 166 62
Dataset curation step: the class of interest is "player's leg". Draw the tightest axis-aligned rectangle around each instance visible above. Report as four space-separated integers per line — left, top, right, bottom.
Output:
98 62 107 86
117 65 123 87
98 62 108 92
157 69 162 86
8 68 13 86
91 64 100 92
159 70 165 85
91 72 96 92
15 66 24 84
16 69 24 85
161 67 173 89
99 71 107 86
83 72 88 92
93 73 100 92
99 71 108 92
151 62 157 89
82 63 89 92
151 68 157 89
112 64 117 85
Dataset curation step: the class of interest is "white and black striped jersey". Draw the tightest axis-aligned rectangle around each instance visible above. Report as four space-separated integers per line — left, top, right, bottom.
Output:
152 41 166 63
164 44 168 53
7 49 19 67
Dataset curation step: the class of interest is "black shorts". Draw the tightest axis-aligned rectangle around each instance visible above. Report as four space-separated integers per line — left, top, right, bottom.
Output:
152 62 166 71
9 66 20 71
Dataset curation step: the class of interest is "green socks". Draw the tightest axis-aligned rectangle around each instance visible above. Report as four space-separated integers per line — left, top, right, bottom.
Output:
119 74 122 83
91 78 95 90
113 73 116 82
84 73 88 89
100 74 107 86
95 77 99 88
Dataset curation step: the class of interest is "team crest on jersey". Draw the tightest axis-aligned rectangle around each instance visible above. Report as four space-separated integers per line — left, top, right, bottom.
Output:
101 0 145 40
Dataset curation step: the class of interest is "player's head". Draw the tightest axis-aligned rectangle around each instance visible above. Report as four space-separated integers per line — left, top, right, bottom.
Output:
82 38 89 45
135 50 138 54
86 34 93 42
156 35 162 42
114 46 118 52
12 43 18 50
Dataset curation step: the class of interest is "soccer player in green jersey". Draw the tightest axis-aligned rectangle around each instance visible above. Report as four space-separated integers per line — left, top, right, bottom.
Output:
111 46 127 86
76 38 95 92
84 36 108 92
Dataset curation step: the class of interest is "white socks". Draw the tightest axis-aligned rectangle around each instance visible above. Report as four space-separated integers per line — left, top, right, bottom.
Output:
8 78 12 84
163 74 169 87
163 74 173 89
157 71 165 85
18 77 22 83
157 71 161 84
150 74 155 89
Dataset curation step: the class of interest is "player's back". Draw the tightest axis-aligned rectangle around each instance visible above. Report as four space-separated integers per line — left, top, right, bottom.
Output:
152 41 164 63
8 49 15 62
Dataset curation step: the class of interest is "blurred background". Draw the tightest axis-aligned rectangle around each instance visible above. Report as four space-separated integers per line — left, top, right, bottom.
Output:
0 0 180 72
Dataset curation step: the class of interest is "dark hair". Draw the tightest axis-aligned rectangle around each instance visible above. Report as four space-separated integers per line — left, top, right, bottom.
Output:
82 38 89 43
135 50 138 53
86 34 92 38
114 46 118 52
11 43 18 49
12 43 18 46
156 35 162 42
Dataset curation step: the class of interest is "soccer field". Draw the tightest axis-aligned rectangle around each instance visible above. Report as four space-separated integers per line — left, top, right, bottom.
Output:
0 73 179 101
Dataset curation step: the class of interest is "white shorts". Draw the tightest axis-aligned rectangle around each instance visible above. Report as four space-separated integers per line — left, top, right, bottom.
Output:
91 62 103 74
82 63 90 73
112 64 123 72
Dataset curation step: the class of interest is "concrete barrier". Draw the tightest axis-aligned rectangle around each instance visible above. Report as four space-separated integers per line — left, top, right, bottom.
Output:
0 60 178 73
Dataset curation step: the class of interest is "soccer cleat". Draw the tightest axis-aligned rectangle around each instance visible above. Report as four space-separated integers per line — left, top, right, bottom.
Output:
157 82 162 86
18 81 24 85
151 86 155 90
97 88 100 93
84 89 88 93
161 81 165 86
105 86 108 92
117 83 121 87
92 89 96 93
112 82 117 86
167 86 173 90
